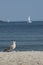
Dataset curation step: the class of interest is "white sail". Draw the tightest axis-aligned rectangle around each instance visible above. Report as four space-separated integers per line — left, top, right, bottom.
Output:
28 16 32 23
8 20 10 22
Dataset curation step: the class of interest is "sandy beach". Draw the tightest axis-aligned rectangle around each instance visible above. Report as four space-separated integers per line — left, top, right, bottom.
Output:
0 51 43 65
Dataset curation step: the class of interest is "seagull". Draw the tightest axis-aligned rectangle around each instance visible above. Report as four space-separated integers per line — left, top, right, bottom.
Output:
4 41 16 52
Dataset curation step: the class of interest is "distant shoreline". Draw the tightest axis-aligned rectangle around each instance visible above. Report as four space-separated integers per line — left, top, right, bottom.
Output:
0 20 43 23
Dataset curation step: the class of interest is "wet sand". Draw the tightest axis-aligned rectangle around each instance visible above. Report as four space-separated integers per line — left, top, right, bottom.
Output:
0 51 43 65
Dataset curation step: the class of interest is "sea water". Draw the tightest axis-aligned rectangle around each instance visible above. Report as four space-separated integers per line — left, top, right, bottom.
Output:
0 21 43 51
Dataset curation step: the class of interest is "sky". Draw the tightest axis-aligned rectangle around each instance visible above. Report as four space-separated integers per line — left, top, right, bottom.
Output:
0 0 43 21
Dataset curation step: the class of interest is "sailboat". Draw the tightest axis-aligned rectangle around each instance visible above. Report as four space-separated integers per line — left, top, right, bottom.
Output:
28 16 32 23
7 19 10 23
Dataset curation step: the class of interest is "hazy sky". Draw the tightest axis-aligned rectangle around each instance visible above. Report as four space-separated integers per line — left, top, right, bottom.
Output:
0 0 43 21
